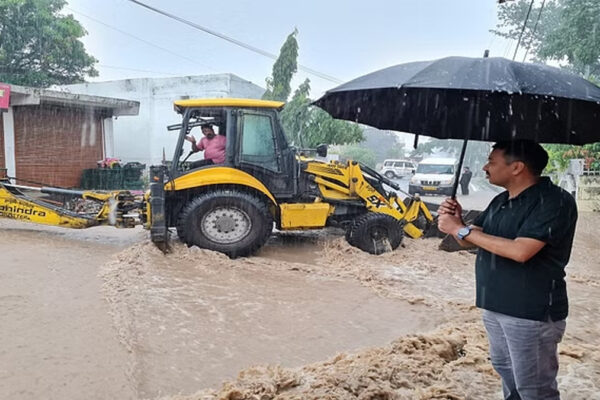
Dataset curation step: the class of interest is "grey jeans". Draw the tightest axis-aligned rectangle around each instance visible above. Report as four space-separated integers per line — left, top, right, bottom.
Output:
482 310 566 400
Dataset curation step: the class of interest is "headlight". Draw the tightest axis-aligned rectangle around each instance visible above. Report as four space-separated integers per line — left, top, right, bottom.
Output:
410 177 418 184
442 179 453 185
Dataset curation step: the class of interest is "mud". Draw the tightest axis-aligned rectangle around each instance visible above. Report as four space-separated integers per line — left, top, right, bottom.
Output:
2 211 599 400
100 239 450 398
152 213 600 400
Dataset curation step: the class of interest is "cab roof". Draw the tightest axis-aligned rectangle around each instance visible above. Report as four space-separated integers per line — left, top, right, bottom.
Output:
174 98 284 112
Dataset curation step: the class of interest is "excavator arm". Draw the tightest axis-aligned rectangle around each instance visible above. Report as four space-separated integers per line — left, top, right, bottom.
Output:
303 160 435 238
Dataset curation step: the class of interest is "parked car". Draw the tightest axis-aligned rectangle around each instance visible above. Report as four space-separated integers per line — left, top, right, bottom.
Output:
379 159 416 179
409 157 458 195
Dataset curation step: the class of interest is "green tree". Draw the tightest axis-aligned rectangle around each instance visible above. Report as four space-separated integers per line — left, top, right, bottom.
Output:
494 1 600 172
268 30 364 147
262 29 298 102
538 0 600 79
0 0 98 87
336 144 377 168
384 141 406 160
493 0 600 79
280 79 363 147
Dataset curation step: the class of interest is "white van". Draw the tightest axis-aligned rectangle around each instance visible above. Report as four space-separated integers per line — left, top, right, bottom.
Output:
409 157 458 195
379 159 416 179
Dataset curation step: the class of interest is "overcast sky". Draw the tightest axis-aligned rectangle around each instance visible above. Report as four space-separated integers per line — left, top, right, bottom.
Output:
65 0 516 98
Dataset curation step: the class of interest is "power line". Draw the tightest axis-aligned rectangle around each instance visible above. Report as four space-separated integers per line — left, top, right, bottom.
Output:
126 0 343 84
66 6 216 73
512 0 535 60
99 64 180 75
522 0 546 62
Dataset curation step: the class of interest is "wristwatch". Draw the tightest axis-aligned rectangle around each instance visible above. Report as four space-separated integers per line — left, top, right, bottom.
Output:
457 225 472 240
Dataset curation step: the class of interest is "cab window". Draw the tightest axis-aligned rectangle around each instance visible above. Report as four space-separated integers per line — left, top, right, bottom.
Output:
241 113 279 172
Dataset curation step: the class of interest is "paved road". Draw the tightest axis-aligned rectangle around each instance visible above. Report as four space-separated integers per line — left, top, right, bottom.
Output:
384 176 500 211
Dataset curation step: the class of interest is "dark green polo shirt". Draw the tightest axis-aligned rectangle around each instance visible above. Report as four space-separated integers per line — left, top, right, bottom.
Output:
473 177 578 321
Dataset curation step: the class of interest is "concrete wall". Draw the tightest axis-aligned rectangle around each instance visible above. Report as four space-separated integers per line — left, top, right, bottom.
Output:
63 74 265 166
577 175 600 212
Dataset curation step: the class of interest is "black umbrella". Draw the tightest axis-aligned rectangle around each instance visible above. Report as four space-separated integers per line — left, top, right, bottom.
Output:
314 56 600 196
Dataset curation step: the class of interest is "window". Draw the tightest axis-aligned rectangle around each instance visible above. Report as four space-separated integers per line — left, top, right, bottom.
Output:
416 164 455 174
241 114 279 171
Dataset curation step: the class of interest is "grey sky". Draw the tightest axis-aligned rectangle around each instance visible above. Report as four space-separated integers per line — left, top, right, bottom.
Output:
65 0 516 98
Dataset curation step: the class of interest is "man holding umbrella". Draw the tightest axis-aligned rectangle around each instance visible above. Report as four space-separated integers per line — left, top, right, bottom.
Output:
315 53 599 398
438 140 578 400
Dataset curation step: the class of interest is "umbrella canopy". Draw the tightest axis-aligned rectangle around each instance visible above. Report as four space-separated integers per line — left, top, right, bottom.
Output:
314 56 600 145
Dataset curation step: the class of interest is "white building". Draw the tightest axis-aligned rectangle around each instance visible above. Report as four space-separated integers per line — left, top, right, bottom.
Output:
62 74 264 166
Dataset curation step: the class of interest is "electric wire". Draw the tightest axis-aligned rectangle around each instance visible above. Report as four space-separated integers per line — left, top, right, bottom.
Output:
66 6 216 74
126 0 343 84
512 0 535 60
98 64 180 75
522 0 546 62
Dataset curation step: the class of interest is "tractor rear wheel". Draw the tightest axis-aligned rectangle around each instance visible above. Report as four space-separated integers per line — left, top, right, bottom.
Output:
346 213 404 255
177 190 273 258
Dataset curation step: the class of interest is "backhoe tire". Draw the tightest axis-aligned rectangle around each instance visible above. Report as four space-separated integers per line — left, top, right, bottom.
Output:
346 213 404 255
176 190 273 258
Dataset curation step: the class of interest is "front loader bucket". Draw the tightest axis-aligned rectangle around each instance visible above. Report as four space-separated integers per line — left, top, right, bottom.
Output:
149 166 169 253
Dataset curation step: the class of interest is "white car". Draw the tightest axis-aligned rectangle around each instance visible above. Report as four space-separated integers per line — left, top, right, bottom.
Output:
409 157 458 195
379 159 416 179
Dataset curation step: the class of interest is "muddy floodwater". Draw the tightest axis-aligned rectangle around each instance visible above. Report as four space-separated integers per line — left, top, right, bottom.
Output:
1 213 599 400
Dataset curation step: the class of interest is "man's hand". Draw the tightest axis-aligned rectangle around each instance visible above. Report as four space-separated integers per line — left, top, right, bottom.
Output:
437 198 464 235
438 198 462 218
184 134 196 143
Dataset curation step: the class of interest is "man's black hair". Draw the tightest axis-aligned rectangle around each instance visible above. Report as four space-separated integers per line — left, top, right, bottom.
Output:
492 140 548 176
200 123 213 129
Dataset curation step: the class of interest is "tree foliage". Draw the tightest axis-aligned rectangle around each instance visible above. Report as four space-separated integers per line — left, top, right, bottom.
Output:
494 0 600 172
280 78 363 147
493 0 600 79
262 29 298 102
0 0 98 87
267 30 363 147
538 0 600 79
384 141 406 160
336 144 377 168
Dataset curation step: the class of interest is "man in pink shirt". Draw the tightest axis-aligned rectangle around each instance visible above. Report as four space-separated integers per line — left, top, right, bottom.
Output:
184 124 226 167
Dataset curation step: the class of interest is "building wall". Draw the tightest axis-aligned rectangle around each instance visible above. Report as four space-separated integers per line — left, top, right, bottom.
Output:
13 106 104 187
0 113 4 170
64 74 265 166
577 175 600 212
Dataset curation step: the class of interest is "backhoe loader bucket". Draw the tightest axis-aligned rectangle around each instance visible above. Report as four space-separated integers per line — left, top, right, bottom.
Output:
148 166 169 253
395 195 437 239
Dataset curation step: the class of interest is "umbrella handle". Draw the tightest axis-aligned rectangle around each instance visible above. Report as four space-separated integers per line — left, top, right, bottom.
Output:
452 138 469 199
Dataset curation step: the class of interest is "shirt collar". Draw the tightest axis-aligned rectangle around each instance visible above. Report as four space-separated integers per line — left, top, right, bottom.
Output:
509 176 551 201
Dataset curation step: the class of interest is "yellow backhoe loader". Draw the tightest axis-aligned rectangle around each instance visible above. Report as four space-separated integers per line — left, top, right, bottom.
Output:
0 98 436 257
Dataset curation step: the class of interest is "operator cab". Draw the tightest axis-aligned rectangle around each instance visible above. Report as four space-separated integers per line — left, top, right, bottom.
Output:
170 98 297 199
